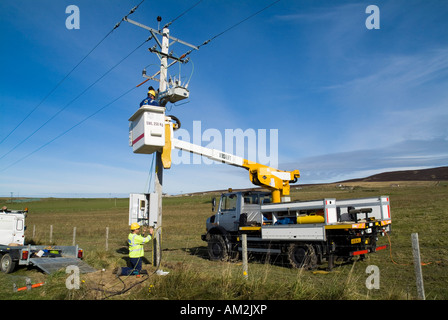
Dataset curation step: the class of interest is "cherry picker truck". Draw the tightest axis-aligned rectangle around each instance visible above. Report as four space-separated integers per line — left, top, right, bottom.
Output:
125 18 391 270
128 106 391 270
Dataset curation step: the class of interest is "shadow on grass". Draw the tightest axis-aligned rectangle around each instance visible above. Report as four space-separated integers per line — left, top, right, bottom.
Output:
181 245 360 271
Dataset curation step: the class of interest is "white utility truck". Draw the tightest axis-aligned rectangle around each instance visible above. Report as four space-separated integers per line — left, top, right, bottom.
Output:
128 106 392 270
0 207 95 274
124 18 392 270
202 190 391 269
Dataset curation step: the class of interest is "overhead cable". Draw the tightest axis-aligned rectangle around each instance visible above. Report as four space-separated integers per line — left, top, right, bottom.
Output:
0 85 137 173
163 0 204 28
0 36 151 162
0 0 146 146
176 0 281 62
198 0 281 48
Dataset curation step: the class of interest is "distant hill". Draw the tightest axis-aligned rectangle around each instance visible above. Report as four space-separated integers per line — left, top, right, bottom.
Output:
177 166 448 196
340 166 448 183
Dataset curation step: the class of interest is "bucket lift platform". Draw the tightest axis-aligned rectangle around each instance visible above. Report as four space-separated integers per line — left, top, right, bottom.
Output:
129 106 166 154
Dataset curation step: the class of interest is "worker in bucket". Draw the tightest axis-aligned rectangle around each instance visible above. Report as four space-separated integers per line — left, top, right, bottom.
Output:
139 86 159 107
117 223 154 276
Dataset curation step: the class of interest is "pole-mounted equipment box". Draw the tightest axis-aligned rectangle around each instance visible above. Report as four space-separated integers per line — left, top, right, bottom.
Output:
129 193 159 227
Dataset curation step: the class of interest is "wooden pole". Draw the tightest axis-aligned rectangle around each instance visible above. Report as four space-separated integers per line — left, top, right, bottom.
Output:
49 225 53 243
152 26 169 269
105 227 109 251
72 227 76 246
154 152 163 267
411 233 425 300
242 234 248 280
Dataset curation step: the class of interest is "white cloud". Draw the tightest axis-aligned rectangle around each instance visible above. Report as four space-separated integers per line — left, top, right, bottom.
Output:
284 139 448 184
312 48 448 152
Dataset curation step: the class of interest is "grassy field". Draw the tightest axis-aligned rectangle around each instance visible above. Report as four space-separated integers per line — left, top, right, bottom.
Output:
0 181 447 300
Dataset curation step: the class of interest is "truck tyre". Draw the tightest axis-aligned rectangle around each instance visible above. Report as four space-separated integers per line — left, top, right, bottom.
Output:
287 243 317 270
207 234 229 261
1 254 16 274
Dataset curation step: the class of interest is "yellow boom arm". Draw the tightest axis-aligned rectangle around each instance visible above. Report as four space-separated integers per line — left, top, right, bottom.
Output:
162 119 300 203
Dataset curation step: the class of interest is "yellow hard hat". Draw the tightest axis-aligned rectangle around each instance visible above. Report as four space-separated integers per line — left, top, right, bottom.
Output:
148 90 156 97
130 223 141 230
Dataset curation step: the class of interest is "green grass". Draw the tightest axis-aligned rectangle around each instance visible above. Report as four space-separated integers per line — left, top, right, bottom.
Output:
1 182 447 300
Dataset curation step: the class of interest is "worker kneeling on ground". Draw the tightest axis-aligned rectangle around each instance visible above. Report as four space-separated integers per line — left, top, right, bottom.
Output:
117 223 154 276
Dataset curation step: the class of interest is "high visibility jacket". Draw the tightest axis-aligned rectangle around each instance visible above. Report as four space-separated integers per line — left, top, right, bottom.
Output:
128 232 152 258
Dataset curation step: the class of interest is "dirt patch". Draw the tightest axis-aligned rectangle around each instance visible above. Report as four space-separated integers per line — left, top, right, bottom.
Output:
78 267 157 299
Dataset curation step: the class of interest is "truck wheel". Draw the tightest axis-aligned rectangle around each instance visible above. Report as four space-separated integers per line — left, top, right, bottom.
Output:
1 254 16 274
287 243 317 270
208 234 229 261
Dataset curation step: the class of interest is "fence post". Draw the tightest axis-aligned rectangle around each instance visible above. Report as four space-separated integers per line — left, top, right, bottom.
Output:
105 227 109 251
49 225 53 243
72 227 76 246
411 233 425 300
242 234 248 280
32 225 36 238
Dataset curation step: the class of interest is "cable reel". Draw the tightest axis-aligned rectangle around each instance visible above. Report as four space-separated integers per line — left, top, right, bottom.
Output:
167 114 181 130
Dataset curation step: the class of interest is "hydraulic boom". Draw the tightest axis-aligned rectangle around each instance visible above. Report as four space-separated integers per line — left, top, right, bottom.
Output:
160 116 300 203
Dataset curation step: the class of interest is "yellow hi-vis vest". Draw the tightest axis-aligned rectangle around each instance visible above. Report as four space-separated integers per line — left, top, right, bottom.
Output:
128 232 152 258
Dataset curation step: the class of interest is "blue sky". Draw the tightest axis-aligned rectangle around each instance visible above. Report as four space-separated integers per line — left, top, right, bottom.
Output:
1 0 447 197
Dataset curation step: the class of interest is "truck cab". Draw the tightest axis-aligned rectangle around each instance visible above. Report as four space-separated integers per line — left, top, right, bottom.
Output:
203 191 271 261
206 191 271 233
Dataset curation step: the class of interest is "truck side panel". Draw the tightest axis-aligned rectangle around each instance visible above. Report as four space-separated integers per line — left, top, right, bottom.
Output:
336 196 391 222
261 225 326 241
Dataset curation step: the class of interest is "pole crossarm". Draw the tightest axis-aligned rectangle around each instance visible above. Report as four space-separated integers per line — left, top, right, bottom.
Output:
124 17 199 50
148 47 188 63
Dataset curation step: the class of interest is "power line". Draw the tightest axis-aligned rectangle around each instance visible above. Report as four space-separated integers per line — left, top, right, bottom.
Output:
178 0 281 60
0 85 137 172
0 0 146 146
164 0 204 28
1 0 282 171
0 37 151 162
198 0 281 48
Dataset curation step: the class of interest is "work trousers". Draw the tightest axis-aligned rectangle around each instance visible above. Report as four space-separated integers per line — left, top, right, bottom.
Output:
119 257 143 276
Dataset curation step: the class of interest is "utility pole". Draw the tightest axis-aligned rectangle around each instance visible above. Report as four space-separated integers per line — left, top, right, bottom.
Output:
125 17 197 267
153 26 169 268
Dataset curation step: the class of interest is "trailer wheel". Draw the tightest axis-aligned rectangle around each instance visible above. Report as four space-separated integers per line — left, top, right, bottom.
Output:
1 254 16 274
207 234 229 261
287 243 317 270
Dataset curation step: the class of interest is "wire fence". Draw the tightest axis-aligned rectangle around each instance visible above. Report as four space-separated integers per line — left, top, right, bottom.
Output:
7 185 446 300
24 222 445 300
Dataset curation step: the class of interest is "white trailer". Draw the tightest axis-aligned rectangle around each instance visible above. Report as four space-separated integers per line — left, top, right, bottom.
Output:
0 208 95 274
